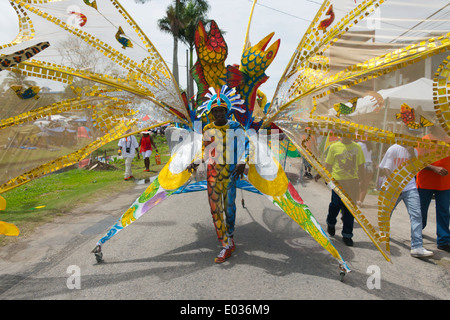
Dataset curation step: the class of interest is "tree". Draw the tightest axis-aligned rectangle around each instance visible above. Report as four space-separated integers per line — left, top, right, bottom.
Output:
0 67 57 120
157 0 210 91
157 1 184 86
178 0 210 99
3 66 37 88
57 37 124 139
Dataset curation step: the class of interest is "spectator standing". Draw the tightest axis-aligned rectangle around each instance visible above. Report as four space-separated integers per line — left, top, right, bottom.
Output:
139 131 158 172
379 142 433 258
416 126 450 252
118 134 140 180
323 137 365 246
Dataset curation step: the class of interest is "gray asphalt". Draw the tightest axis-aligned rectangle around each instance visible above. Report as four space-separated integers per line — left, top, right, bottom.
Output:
0 168 449 301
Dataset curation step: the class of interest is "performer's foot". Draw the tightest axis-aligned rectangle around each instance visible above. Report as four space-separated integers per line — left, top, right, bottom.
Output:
214 246 232 263
230 238 235 253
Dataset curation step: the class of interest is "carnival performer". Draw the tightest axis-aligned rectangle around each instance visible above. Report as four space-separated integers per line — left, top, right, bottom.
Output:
139 131 158 172
188 86 248 263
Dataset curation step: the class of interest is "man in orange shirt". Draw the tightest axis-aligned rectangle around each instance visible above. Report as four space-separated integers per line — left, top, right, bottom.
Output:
416 126 450 252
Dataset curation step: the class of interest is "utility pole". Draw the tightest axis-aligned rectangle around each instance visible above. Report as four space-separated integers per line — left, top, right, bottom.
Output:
186 49 190 101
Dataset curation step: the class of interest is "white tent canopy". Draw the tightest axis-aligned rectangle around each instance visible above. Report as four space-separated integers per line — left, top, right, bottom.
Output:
378 77 434 111
50 115 68 121
329 77 434 116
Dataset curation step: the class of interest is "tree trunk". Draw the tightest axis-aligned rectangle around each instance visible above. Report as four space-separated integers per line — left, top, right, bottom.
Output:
189 46 195 102
172 35 179 85
172 0 181 86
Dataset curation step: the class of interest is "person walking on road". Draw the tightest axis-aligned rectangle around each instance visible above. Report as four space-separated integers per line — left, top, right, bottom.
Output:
188 86 248 264
139 131 158 172
416 126 450 253
118 133 140 180
321 137 365 247
379 142 433 258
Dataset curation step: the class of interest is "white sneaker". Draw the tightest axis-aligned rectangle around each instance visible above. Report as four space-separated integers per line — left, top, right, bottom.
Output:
411 247 434 258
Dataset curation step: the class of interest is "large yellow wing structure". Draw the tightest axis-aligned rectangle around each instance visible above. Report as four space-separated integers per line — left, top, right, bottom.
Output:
0 0 190 193
264 0 450 261
0 195 19 236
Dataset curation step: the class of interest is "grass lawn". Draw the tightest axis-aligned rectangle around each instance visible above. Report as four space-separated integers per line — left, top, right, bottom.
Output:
0 134 170 246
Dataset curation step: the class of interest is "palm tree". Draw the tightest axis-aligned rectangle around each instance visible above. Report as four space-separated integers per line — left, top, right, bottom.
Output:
4 66 37 88
178 0 210 99
157 0 210 91
157 1 184 86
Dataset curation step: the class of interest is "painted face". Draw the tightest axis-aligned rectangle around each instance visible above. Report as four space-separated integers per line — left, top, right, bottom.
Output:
211 107 227 125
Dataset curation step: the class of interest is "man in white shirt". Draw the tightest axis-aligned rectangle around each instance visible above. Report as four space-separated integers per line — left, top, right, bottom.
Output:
118 134 140 180
379 143 433 258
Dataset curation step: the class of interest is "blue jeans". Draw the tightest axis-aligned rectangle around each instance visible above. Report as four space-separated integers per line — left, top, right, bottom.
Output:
326 190 354 239
391 189 423 249
418 188 450 246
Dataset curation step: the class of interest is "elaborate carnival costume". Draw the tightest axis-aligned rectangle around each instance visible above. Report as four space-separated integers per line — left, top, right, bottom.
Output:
194 86 249 262
1 0 449 280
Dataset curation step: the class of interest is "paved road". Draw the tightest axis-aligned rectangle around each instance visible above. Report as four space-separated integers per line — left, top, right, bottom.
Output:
0 171 449 302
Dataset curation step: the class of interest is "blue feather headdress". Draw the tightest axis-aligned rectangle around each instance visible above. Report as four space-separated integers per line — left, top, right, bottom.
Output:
196 85 245 118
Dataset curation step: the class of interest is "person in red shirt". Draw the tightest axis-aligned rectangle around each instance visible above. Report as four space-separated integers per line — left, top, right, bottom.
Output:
139 131 158 172
416 126 450 252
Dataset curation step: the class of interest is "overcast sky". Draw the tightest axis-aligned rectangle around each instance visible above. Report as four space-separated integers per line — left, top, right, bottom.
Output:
1 0 449 100
125 0 320 99
0 0 321 100
2 1 446 101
